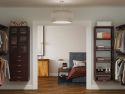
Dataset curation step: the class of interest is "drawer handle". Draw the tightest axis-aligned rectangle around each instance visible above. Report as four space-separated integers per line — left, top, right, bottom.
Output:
17 76 22 79
17 71 22 73
17 65 22 67
18 56 21 58
16 60 22 62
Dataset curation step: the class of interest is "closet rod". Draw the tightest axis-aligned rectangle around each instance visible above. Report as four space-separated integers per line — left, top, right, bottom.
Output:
0 24 8 31
116 24 125 31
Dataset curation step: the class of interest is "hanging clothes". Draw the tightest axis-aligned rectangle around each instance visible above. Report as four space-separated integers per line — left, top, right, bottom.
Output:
0 30 8 54
114 25 125 85
115 58 125 84
0 58 10 86
122 63 125 84
114 30 125 53
115 58 122 81
0 59 4 86
0 34 2 48
0 25 8 86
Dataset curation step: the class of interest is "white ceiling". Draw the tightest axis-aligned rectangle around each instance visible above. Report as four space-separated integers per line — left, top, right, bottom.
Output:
0 0 125 7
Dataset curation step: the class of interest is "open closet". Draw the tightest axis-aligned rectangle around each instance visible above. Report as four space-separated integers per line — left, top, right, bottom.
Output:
0 24 9 86
9 26 30 81
114 24 125 85
0 24 30 87
94 26 114 81
94 24 125 85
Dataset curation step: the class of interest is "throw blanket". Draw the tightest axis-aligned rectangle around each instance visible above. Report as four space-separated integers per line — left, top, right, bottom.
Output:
67 66 86 79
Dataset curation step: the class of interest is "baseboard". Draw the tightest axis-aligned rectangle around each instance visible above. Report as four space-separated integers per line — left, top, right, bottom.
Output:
0 85 34 90
89 84 125 90
49 73 58 76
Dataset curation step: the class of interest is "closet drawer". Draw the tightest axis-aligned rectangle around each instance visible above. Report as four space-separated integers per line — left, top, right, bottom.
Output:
10 54 27 61
10 59 28 65
10 64 28 69
10 70 29 81
10 76 29 81
10 52 28 59
16 55 28 61
15 59 27 64
10 69 28 75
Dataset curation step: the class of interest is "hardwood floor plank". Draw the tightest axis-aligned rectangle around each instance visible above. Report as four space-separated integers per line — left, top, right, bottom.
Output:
0 77 125 94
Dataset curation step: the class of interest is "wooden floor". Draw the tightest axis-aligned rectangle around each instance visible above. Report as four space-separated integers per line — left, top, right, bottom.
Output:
0 77 125 94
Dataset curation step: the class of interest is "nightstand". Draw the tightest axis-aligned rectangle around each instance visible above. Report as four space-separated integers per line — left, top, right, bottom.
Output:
38 59 49 77
58 68 71 84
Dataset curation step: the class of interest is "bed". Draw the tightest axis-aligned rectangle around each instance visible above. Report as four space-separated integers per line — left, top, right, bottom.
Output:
67 52 86 84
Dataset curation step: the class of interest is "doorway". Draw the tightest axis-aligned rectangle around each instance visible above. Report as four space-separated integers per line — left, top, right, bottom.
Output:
31 21 93 89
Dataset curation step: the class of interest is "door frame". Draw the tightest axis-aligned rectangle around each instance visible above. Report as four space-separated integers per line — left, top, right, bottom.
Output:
32 21 93 89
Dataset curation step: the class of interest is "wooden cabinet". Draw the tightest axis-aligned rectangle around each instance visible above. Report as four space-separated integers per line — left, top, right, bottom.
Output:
94 26 114 81
9 26 30 81
38 59 49 77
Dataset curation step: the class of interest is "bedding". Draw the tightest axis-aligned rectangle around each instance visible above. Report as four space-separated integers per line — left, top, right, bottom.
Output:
69 52 86 83
73 60 86 67
67 66 86 80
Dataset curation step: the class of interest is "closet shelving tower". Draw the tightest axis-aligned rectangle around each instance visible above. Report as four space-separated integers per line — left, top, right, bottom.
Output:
94 26 114 81
9 26 30 81
0 24 8 55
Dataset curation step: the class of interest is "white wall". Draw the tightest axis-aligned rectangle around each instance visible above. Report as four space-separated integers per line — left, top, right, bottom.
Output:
0 7 125 90
0 7 125 25
43 25 86 76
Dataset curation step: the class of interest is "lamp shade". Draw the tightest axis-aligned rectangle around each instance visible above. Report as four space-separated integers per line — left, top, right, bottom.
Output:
51 9 73 24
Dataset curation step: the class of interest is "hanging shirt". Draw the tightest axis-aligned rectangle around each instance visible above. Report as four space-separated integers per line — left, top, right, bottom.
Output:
0 30 8 54
0 60 4 86
4 60 10 79
122 63 125 84
0 59 10 86
0 34 2 48
115 59 123 81
120 32 125 53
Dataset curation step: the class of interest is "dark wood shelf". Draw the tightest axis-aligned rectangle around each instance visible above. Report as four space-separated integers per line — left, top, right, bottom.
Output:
96 49 111 51
95 26 113 28
96 74 111 76
96 46 111 51
96 57 111 60
96 61 111 63
96 38 111 40
96 72 111 76
94 26 114 81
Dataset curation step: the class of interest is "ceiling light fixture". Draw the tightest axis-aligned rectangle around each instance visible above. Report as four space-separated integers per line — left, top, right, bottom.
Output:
51 0 73 24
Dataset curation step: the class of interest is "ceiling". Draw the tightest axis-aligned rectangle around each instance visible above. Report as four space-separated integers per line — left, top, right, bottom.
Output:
0 0 125 7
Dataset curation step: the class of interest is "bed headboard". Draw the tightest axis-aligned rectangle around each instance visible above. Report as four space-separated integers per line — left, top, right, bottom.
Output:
69 52 86 68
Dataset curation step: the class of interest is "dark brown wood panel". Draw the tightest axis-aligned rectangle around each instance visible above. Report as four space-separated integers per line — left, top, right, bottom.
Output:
9 26 30 81
94 26 114 81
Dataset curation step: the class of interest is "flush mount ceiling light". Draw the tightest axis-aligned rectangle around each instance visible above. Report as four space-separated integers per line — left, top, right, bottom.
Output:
51 9 73 24
51 0 73 24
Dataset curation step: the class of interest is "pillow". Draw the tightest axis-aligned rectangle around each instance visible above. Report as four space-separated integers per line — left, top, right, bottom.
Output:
73 60 86 67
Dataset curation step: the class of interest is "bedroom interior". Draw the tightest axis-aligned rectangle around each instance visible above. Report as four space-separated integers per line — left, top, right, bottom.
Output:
37 25 87 88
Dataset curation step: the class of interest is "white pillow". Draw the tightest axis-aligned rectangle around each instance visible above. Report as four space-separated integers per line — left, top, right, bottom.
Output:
73 60 86 67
